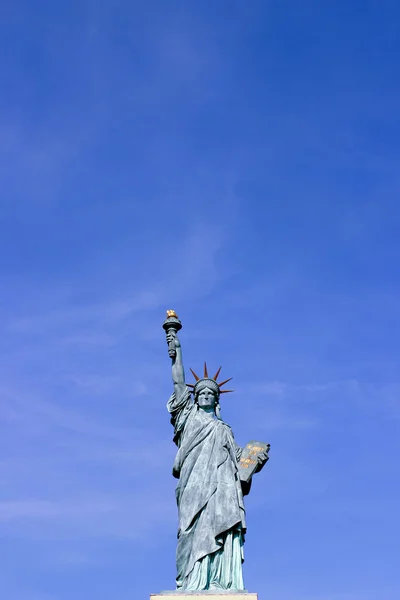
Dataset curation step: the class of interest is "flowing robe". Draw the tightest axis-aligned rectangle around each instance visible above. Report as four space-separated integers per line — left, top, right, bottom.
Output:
167 387 246 591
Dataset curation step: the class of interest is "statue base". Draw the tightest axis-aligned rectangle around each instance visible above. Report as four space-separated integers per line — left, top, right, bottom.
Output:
151 593 257 599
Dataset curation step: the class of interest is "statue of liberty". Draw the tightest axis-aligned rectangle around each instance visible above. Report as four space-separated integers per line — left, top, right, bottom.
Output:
163 311 270 592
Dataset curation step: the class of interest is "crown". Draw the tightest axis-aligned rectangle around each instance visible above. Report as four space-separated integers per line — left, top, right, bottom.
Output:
187 363 234 398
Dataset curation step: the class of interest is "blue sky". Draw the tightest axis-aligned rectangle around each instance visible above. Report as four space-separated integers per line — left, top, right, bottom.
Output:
1 1 400 599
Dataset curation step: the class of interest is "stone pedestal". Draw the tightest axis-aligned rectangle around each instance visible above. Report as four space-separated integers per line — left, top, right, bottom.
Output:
151 594 257 600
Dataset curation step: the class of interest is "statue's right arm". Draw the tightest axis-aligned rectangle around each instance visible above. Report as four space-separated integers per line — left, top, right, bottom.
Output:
167 332 187 400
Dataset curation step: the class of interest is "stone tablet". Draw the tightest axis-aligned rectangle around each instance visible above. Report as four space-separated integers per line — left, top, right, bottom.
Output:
237 441 270 483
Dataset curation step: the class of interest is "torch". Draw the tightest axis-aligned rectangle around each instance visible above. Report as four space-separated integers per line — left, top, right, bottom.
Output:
162 310 182 359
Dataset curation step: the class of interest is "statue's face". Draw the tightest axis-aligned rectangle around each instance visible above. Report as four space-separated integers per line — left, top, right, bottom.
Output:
197 387 217 412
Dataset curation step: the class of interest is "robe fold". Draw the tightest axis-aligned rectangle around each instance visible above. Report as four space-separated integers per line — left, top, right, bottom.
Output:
167 387 246 591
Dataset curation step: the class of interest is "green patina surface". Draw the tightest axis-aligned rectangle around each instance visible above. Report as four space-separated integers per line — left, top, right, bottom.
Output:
163 312 270 592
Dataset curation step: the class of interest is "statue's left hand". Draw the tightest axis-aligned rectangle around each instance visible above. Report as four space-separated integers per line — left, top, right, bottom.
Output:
255 449 269 473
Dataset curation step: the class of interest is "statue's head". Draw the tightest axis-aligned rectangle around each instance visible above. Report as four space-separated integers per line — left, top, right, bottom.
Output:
196 385 218 412
188 364 233 417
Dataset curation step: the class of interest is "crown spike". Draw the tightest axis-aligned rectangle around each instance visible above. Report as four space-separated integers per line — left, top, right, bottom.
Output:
220 389 234 394
218 377 233 387
187 383 195 388
190 368 200 381
213 366 222 381
204 362 208 378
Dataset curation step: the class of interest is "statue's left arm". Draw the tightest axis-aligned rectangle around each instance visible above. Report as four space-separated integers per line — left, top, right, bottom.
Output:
255 446 270 473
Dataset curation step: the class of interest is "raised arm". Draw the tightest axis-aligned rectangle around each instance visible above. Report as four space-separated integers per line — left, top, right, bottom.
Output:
166 331 186 400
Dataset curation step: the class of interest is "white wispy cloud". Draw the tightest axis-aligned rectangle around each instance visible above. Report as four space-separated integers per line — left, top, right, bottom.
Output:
249 379 400 417
5 224 224 336
0 494 173 538
0 378 175 549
